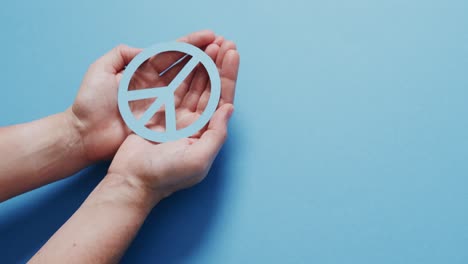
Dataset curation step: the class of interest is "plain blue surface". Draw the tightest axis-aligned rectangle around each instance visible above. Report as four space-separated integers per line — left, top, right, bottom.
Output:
1 0 468 263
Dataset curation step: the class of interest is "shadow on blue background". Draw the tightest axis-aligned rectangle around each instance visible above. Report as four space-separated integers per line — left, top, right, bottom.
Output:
122 136 234 264
0 135 235 263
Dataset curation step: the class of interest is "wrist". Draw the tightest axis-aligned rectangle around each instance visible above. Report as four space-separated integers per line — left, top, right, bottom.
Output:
101 173 163 210
64 106 127 162
59 110 91 165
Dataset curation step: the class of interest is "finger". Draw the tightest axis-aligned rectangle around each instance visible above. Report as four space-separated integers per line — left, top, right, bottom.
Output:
129 67 161 89
215 40 237 67
148 30 216 75
196 87 211 113
219 50 240 105
95 44 142 73
196 48 240 111
127 31 216 92
157 55 196 106
174 69 196 107
180 43 220 111
177 29 216 45
158 55 192 85
190 103 234 160
214 35 224 46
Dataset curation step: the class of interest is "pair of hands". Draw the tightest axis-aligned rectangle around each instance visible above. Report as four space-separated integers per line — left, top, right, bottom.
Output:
68 30 239 203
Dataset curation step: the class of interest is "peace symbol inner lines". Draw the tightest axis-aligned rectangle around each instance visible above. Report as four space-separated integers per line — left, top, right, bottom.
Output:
124 57 200 132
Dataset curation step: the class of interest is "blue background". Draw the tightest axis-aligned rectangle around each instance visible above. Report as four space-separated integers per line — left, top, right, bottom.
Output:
1 0 468 263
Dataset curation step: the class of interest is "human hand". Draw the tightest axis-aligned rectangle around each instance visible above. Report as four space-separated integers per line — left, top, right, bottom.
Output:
108 37 240 204
68 30 219 162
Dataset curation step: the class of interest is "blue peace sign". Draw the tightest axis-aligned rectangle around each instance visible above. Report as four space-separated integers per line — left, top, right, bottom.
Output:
118 42 221 143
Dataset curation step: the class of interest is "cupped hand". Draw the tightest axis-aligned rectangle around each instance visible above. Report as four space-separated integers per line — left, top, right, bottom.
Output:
68 30 219 162
108 36 240 203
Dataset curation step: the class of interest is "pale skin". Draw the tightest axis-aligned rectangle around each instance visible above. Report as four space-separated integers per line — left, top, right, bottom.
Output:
0 30 239 263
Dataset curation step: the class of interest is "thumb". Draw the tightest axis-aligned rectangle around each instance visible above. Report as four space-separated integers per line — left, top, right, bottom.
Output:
193 103 234 158
95 44 142 73
208 103 234 133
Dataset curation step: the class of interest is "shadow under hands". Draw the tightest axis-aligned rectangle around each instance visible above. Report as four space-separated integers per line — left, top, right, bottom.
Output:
121 137 235 264
0 162 109 264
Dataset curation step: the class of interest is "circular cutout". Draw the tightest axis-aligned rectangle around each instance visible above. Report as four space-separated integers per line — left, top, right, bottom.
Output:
118 42 221 142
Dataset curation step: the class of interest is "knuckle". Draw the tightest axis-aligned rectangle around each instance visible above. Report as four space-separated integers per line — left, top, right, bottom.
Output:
201 29 215 37
225 40 237 50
